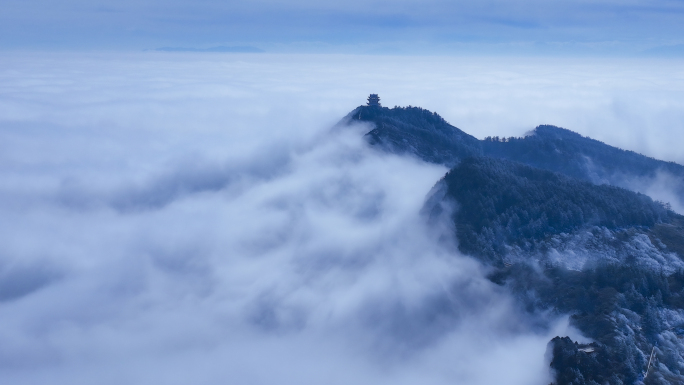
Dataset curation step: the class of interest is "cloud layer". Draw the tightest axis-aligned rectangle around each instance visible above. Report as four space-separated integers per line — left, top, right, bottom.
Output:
1 52 682 384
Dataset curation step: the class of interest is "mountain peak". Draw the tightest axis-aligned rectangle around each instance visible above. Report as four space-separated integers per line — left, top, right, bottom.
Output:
344 104 481 166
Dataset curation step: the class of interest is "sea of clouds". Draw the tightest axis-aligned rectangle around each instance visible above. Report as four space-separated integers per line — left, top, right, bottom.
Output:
1 52 683 384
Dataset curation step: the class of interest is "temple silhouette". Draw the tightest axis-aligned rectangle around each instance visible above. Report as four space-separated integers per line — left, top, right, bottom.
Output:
367 94 381 107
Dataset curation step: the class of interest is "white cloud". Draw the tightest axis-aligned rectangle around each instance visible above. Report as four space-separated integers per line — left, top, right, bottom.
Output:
1 52 682 384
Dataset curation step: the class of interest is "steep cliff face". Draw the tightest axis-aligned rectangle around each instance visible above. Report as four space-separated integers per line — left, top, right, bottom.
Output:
340 103 684 385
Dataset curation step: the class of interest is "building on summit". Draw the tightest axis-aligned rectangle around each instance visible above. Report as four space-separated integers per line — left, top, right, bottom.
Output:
367 94 381 107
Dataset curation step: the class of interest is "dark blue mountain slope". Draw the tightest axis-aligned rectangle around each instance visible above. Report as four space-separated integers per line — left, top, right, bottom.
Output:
435 157 673 263
427 157 684 385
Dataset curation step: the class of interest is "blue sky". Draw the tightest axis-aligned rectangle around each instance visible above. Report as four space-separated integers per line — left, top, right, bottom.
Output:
2 0 684 54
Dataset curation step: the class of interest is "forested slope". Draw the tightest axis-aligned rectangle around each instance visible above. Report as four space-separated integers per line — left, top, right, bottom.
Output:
428 157 684 385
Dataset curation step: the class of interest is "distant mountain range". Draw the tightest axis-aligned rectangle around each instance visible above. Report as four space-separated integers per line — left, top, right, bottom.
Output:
340 102 684 385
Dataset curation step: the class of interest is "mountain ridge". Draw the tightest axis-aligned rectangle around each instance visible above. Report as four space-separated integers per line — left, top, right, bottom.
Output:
340 102 684 385
344 105 684 213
